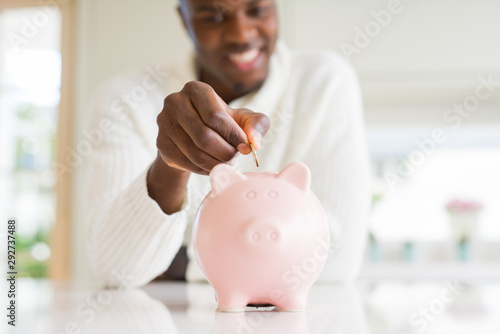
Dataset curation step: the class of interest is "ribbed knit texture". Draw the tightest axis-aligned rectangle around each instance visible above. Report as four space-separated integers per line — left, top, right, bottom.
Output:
86 41 371 287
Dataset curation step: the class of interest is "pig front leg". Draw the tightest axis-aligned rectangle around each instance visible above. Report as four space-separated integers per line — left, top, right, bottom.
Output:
216 291 249 312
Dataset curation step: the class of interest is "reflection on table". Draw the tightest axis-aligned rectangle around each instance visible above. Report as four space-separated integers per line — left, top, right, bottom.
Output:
10 279 500 334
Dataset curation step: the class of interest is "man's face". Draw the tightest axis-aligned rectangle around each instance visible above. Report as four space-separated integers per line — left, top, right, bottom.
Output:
179 0 278 98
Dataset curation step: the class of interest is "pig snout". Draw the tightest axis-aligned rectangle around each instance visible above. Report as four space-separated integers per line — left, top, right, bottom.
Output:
245 222 282 245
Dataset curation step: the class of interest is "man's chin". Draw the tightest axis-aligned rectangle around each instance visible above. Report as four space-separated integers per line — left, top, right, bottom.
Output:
231 78 266 98
228 68 268 93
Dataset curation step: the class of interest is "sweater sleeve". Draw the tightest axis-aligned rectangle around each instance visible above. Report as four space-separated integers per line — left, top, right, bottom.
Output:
303 55 371 282
85 73 190 288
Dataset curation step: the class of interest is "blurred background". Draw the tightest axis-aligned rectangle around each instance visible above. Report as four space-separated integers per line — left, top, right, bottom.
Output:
1 0 499 284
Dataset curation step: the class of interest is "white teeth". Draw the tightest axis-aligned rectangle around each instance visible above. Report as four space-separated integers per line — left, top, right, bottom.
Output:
229 48 259 64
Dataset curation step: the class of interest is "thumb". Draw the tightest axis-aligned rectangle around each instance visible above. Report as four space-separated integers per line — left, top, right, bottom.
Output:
231 108 270 150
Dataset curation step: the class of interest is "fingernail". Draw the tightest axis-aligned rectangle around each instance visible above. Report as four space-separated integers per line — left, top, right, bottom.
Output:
237 143 250 155
252 131 262 149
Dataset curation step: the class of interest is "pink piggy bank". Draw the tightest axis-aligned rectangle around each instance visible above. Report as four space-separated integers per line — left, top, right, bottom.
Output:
193 162 330 312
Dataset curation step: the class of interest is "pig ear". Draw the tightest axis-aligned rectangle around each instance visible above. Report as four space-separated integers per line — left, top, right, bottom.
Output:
210 163 247 195
277 162 311 192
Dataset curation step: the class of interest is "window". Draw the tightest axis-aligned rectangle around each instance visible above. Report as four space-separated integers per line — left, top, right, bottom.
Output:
0 1 74 278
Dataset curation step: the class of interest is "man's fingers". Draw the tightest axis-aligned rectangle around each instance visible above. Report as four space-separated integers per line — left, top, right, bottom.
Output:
157 136 209 175
168 123 223 172
177 102 238 162
185 82 250 153
232 108 271 150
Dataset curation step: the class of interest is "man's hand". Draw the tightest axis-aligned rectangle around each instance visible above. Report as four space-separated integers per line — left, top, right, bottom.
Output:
156 81 270 175
147 81 270 215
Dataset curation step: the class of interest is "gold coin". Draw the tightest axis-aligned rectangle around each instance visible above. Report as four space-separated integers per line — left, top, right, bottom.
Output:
250 143 259 167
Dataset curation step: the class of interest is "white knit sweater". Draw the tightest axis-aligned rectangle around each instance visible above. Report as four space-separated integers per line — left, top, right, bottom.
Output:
86 41 371 288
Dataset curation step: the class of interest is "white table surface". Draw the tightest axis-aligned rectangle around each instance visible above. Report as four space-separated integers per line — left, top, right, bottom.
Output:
5 278 500 333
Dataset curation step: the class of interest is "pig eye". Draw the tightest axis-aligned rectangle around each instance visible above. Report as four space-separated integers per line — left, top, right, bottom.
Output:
267 191 278 198
246 191 256 199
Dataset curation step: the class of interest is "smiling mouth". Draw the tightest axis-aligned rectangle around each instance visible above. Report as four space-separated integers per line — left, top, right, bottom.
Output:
227 48 263 70
229 48 260 63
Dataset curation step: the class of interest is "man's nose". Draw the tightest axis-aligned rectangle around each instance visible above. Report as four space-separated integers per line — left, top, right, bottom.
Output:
224 13 258 45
